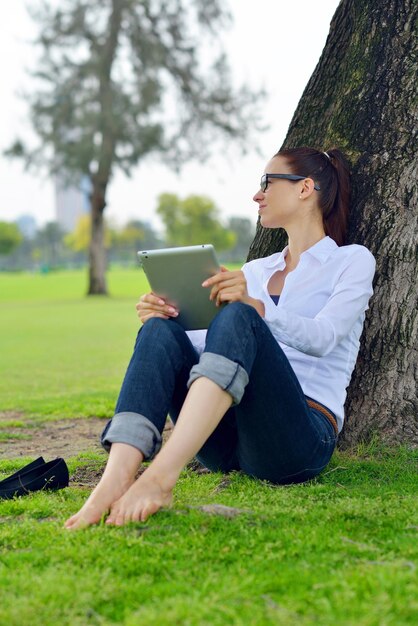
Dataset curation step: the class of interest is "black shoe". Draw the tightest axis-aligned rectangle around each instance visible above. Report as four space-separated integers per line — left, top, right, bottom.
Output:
0 456 45 488
0 458 69 500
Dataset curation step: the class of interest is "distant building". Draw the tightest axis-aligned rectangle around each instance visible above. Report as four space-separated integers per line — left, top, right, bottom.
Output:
55 175 91 232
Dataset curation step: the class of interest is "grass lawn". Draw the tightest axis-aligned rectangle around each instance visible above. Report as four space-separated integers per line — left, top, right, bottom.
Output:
0 268 146 419
0 268 417 625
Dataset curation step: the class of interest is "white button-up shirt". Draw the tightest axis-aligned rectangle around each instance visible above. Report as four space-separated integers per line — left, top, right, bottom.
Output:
187 236 376 432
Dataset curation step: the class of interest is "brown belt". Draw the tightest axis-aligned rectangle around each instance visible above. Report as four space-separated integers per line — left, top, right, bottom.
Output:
306 398 339 436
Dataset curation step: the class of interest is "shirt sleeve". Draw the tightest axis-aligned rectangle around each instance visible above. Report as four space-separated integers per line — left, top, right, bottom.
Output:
261 249 376 357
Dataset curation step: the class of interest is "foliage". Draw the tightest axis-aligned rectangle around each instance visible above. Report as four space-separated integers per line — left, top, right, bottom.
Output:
124 220 162 250
4 0 264 293
0 221 68 270
0 218 164 270
9 0 262 176
64 215 112 252
156 192 236 251
111 219 162 251
0 210 255 270
113 223 144 248
35 221 67 266
224 216 256 262
0 221 23 255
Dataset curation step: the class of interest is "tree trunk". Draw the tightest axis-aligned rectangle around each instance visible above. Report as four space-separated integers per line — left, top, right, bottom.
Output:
87 0 124 295
88 181 108 295
248 0 417 447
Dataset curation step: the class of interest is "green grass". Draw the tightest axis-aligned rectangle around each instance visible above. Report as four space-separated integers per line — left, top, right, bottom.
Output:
0 268 417 625
0 448 417 626
0 268 147 419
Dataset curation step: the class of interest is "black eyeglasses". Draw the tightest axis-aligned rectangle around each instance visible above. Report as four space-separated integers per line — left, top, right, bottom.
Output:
260 173 321 192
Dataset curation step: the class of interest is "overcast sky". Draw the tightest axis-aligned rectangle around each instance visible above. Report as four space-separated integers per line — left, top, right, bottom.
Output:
0 1 340 232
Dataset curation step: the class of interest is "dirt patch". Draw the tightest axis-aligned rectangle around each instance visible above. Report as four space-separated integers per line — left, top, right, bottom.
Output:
0 415 176 461
0 416 210 488
70 462 109 488
0 416 108 460
0 411 26 423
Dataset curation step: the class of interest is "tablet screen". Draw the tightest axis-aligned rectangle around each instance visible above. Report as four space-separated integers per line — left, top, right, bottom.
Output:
138 245 225 330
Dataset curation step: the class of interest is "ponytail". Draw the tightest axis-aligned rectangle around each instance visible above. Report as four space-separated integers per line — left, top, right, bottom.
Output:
275 146 351 246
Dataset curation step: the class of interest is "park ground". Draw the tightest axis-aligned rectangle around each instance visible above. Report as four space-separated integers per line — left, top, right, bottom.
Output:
0 268 417 626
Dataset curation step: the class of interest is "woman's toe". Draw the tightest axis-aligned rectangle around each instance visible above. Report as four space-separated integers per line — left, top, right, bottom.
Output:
131 507 142 522
65 518 82 531
64 513 81 528
114 513 125 526
143 501 159 521
107 508 124 525
105 512 116 524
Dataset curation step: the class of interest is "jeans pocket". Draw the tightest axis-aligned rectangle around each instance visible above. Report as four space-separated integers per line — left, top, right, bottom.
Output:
310 409 338 445
275 440 336 484
271 415 337 485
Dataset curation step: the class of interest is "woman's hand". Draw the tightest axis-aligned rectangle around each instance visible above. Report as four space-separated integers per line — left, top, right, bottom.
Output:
202 267 265 316
136 293 179 324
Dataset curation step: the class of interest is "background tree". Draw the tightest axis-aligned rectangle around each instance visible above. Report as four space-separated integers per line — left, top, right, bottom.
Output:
6 0 262 295
156 192 235 251
123 219 162 251
0 221 23 256
64 215 112 254
224 217 256 262
248 0 417 446
35 221 66 268
108 219 162 264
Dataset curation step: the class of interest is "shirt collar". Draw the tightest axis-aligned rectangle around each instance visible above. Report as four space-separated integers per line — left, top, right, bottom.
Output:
262 236 338 269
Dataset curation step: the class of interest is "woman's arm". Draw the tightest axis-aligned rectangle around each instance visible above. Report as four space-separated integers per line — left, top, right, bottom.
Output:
260 251 376 357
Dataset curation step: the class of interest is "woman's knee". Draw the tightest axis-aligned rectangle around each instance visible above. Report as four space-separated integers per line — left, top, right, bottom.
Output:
135 317 188 350
213 301 259 328
203 302 263 367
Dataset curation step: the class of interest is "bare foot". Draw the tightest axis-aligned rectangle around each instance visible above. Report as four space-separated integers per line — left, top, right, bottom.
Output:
105 469 174 526
64 473 135 530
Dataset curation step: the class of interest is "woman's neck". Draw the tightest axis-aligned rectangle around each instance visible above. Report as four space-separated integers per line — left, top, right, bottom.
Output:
286 229 326 271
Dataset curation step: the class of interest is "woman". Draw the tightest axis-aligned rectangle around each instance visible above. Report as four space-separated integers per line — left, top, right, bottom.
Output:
65 146 375 530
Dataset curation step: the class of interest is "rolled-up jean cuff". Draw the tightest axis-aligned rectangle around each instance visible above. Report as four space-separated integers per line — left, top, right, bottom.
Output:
100 412 162 461
187 352 249 405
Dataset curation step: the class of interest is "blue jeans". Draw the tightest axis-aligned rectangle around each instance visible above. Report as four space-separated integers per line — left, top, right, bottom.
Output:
101 303 338 484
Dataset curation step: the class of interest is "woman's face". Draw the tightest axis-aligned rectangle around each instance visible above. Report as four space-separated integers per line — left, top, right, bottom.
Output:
253 156 315 230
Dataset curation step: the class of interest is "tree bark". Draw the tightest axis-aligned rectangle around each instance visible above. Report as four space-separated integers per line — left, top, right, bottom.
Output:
248 0 417 446
87 0 124 295
88 180 108 295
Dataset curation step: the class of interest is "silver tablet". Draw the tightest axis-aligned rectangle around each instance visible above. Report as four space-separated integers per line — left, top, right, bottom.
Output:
137 244 224 330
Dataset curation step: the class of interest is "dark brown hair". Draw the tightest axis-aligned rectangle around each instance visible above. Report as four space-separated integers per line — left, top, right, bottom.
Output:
275 147 350 246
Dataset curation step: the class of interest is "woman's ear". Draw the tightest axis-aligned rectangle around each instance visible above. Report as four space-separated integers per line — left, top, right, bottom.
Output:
300 178 315 198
